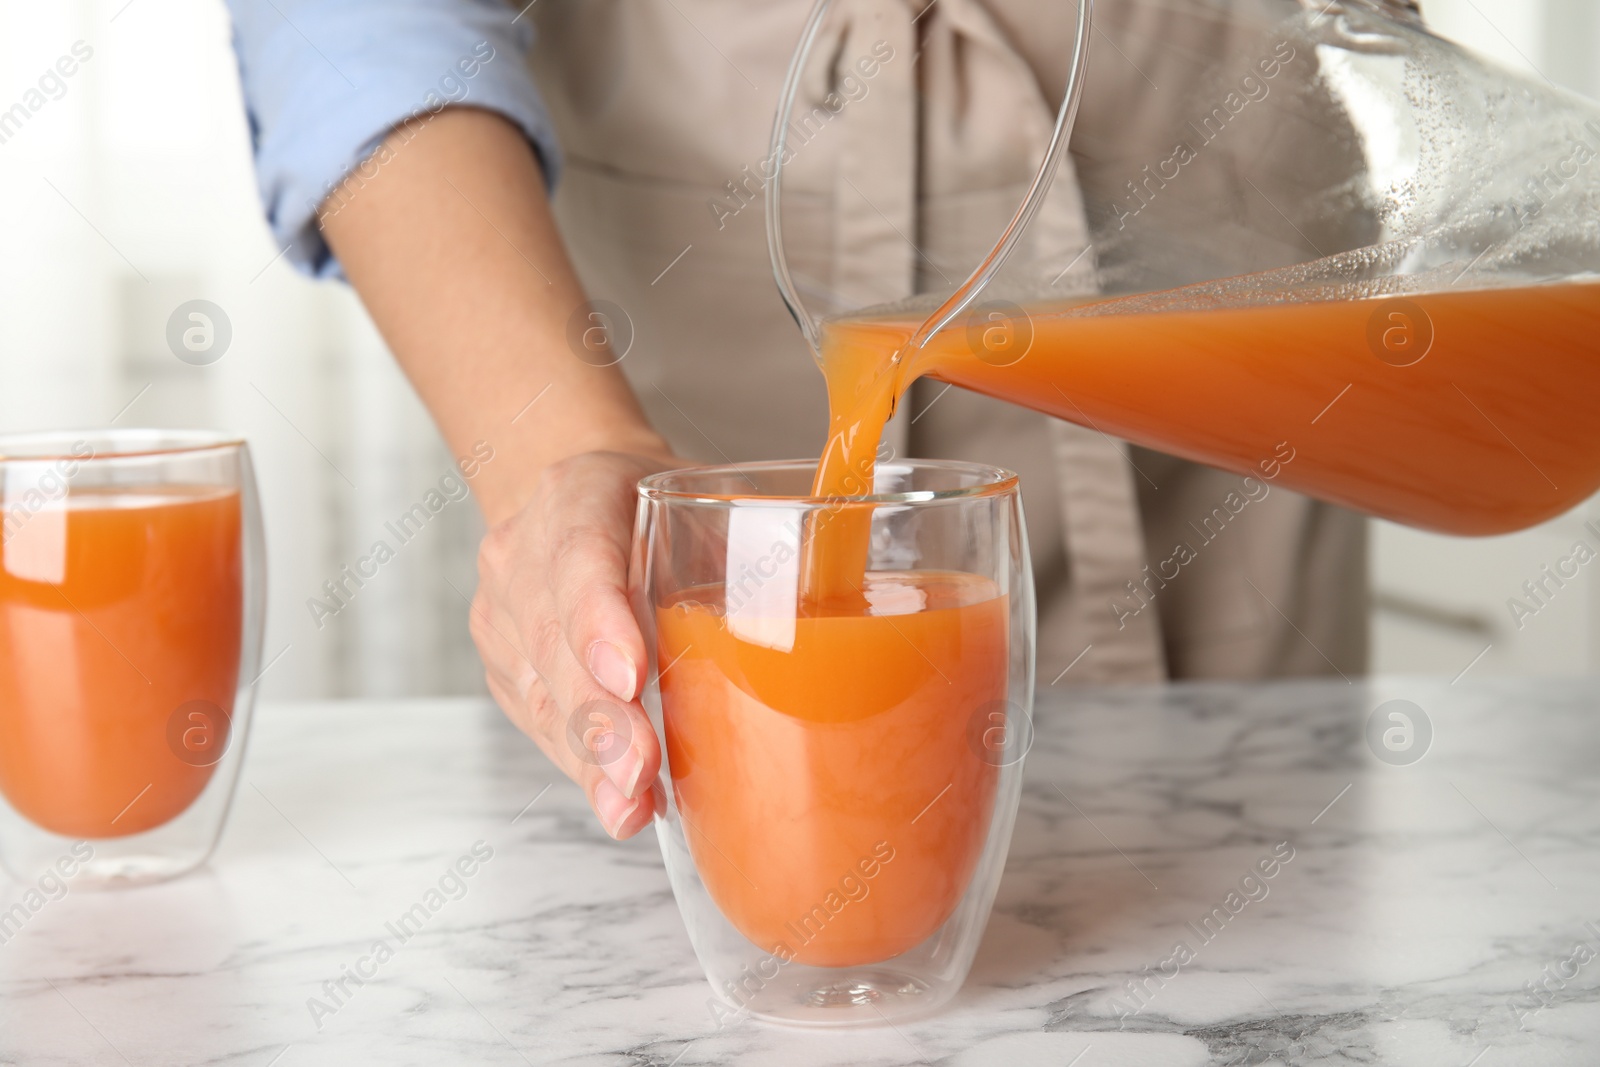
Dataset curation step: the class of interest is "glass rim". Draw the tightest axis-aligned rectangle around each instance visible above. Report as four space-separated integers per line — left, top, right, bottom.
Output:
637 458 1020 506
0 428 246 463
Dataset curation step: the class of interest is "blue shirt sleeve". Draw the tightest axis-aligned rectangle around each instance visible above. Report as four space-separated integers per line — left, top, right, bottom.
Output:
225 0 563 279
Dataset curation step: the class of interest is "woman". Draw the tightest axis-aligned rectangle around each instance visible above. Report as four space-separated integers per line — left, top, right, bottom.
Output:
226 0 1368 839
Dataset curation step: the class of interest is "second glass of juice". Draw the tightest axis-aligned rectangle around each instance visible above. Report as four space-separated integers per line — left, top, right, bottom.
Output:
635 459 1034 1026
0 430 265 888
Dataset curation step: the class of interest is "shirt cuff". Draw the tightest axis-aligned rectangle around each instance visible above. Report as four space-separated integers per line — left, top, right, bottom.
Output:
228 0 562 280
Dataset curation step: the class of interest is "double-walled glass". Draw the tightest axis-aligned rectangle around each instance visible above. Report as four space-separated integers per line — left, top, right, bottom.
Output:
0 430 265 888
634 459 1034 1026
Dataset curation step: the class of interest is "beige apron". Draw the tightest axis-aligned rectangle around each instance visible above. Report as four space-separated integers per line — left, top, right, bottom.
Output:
526 0 1369 683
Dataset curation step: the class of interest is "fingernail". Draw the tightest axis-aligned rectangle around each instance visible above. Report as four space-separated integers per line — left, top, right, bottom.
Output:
601 740 645 798
589 641 637 702
596 779 642 839
606 798 641 839
514 662 540 700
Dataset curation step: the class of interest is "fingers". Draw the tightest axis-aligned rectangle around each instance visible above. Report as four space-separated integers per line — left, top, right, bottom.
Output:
471 451 686 843
484 665 662 841
541 457 651 703
471 562 661 840
594 777 662 840
528 614 663 802
545 514 645 703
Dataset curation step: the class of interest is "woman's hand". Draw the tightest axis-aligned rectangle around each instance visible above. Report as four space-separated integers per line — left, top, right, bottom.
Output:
472 449 690 839
317 108 689 838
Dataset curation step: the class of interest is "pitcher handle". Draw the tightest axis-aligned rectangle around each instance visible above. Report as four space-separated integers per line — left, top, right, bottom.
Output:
765 0 1096 361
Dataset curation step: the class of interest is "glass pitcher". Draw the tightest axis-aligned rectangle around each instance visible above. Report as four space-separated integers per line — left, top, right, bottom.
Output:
769 0 1600 535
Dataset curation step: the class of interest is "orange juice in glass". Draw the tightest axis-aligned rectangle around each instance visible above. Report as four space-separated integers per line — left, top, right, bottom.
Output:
635 459 1032 1026
0 430 265 888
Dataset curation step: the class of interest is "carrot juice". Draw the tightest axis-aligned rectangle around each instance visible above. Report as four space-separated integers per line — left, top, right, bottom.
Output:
813 278 1600 540
0 486 242 839
659 276 1599 969
657 571 1005 968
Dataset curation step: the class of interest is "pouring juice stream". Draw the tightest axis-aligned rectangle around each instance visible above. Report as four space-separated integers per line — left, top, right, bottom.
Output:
806 277 1600 599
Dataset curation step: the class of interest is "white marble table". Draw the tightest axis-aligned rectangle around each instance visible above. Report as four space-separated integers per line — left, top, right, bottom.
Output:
2 679 1597 1066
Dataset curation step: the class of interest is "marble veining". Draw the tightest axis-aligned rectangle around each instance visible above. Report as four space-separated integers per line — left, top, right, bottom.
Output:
1 678 1597 1065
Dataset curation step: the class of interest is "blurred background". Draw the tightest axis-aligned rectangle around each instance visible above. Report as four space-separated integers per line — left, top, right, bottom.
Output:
1 0 1596 700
